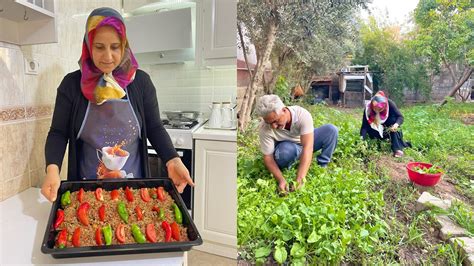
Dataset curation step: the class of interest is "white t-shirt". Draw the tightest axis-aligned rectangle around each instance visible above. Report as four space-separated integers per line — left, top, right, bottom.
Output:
259 106 314 155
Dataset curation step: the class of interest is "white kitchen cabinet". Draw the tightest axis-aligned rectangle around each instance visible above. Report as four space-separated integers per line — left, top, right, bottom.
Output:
125 8 194 65
196 0 237 66
123 0 150 13
0 0 57 45
193 139 237 259
123 0 195 15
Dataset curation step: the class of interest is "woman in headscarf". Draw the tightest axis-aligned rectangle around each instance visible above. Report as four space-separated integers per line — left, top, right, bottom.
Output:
360 91 411 157
41 7 193 202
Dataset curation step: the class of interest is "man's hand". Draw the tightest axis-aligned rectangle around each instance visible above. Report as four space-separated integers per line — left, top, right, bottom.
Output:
278 179 288 194
389 123 399 132
294 177 305 190
263 154 288 194
41 164 61 202
166 157 194 193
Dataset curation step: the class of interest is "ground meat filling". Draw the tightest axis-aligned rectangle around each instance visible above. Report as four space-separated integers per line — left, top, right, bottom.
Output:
54 187 189 248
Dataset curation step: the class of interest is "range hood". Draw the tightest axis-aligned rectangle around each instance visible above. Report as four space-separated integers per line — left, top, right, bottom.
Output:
125 7 194 64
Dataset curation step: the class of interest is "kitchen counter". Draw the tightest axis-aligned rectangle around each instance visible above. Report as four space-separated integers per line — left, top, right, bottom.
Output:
0 188 187 265
192 122 237 142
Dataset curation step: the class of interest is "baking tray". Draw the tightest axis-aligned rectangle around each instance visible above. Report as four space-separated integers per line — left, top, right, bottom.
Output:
41 178 202 258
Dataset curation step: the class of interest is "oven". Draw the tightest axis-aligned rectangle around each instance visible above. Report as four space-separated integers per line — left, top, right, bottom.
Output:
147 148 193 211
146 118 203 218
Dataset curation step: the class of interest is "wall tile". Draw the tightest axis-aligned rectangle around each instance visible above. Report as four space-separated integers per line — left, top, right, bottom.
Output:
0 46 25 108
3 174 30 200
23 73 41 106
0 41 20 49
3 122 29 182
27 119 51 172
0 125 5 182
30 169 42 188
148 63 236 115
60 147 69 180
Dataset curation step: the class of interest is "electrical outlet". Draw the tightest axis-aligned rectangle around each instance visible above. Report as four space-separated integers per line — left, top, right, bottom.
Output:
25 58 39 75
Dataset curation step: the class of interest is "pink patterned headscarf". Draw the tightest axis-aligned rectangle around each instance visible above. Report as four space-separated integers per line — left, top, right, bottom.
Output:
79 7 138 104
365 91 390 137
366 91 389 125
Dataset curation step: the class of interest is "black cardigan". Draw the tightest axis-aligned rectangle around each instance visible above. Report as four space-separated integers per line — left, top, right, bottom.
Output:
45 69 178 180
360 99 404 139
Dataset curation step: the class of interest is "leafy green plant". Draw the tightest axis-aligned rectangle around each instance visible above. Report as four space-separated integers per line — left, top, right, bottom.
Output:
274 75 292 105
238 102 473 264
432 243 466 264
412 165 444 175
439 201 474 236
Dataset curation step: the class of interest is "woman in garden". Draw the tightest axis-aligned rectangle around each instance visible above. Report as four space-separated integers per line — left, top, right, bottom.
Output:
360 91 411 157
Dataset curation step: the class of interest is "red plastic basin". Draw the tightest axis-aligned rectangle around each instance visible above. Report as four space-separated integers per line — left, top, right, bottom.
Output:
406 162 442 186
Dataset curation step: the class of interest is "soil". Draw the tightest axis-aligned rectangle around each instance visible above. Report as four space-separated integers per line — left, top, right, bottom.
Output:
375 154 472 265
459 113 474 125
375 155 471 204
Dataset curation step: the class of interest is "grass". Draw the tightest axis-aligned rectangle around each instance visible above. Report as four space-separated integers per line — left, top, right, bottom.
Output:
237 101 473 265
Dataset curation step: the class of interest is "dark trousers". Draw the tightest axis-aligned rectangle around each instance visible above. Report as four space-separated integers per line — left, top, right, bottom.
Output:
366 127 410 152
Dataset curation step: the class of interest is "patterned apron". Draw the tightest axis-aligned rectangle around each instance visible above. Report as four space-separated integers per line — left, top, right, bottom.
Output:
77 93 142 180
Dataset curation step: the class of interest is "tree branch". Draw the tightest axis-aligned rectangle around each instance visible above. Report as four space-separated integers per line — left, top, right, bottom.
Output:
440 67 473 106
238 22 253 83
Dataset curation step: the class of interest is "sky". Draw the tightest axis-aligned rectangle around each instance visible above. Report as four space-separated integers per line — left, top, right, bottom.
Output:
237 0 421 63
360 0 420 31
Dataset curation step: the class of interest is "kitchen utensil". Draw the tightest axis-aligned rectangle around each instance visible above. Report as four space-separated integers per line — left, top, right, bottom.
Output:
41 178 202 258
181 111 202 120
164 111 200 122
208 102 222 128
221 102 234 128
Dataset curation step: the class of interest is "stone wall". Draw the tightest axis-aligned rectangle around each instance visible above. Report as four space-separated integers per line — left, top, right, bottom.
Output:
404 64 472 103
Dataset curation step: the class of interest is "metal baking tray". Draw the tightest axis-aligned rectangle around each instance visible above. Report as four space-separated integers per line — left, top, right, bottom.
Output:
41 178 202 258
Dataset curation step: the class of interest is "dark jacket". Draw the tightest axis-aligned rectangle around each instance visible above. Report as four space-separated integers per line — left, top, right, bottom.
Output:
45 69 178 180
360 99 404 139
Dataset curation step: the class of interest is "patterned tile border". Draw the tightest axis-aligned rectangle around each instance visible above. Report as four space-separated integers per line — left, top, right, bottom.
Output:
0 105 53 123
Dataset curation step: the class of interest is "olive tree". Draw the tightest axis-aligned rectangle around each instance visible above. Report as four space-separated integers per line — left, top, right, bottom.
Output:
237 0 369 130
412 0 474 105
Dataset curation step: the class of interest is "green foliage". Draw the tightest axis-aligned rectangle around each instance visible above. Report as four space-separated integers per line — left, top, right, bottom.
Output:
238 0 370 91
412 165 444 174
412 0 474 72
238 103 473 264
352 17 431 104
449 201 474 235
274 76 292 105
238 105 389 264
402 102 474 198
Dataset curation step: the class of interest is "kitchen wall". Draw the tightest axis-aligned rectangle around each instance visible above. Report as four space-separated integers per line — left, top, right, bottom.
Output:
0 0 236 201
0 0 121 201
144 63 236 117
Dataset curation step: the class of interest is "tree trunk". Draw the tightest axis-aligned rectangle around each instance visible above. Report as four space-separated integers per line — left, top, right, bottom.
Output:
440 67 473 106
238 19 278 131
438 48 458 85
266 47 292 94
238 23 253 83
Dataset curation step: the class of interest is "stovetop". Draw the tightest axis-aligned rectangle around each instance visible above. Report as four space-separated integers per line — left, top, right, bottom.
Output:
162 119 199 130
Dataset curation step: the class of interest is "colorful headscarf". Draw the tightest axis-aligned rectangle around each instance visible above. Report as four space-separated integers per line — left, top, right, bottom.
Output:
365 91 390 137
79 7 138 105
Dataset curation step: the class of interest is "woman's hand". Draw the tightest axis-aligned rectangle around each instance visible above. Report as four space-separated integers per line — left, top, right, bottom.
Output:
41 164 61 202
389 123 399 132
166 157 194 193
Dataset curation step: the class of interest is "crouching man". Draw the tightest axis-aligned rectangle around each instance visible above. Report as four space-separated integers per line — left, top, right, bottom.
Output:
255 95 338 193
